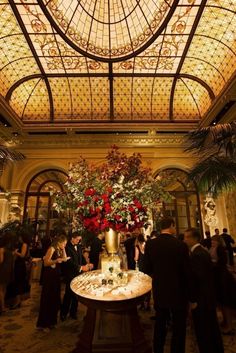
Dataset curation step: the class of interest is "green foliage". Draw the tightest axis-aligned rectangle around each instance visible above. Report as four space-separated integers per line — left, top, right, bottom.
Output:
184 122 236 196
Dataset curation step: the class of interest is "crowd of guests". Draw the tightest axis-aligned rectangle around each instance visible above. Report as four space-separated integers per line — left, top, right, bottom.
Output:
0 220 236 353
123 222 236 353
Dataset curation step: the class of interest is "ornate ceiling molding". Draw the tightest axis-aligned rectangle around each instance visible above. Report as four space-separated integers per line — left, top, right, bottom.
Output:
17 133 186 149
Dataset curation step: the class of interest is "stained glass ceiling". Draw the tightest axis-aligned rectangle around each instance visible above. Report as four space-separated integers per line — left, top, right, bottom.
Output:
0 0 235 129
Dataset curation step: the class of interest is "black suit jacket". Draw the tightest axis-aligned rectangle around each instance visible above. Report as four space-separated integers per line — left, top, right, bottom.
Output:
144 233 194 309
89 237 103 270
190 245 216 309
62 241 86 282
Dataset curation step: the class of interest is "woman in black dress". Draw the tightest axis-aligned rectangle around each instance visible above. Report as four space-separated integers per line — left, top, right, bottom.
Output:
36 234 69 331
6 232 31 309
134 234 150 310
0 232 15 314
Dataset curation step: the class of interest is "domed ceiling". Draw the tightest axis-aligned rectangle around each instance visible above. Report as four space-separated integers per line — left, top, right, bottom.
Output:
0 0 235 131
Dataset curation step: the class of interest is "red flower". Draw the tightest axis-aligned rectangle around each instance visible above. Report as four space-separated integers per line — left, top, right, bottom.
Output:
85 188 96 196
104 202 111 213
101 194 109 202
133 199 142 209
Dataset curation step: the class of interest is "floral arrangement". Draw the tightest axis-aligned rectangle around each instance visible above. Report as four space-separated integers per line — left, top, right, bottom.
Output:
54 146 171 234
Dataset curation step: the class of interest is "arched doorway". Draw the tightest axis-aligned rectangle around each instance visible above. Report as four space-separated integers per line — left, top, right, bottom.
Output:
23 169 68 239
156 168 202 236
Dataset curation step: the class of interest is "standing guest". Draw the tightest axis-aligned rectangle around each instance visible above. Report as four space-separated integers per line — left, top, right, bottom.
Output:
209 235 236 334
144 216 194 353
221 228 235 266
82 249 90 264
124 232 136 270
134 234 150 310
39 233 53 285
60 232 93 321
89 233 104 270
0 232 15 314
8 232 31 309
184 228 224 353
36 234 69 331
201 230 212 250
146 230 159 319
134 233 146 272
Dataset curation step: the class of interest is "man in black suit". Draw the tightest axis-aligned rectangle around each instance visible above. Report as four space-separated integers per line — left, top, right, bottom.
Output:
144 217 194 353
89 233 104 270
60 232 93 320
221 228 235 266
184 227 224 353
124 232 137 270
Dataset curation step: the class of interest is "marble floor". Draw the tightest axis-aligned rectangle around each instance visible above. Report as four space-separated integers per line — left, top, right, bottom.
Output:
0 280 236 353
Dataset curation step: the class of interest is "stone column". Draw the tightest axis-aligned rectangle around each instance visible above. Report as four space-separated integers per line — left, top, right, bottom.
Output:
0 192 11 226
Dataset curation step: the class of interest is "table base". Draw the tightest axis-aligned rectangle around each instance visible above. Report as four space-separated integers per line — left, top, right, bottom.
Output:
72 307 152 353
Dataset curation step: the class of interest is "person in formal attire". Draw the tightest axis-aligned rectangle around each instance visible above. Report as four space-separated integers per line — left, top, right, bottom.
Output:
124 232 136 270
220 228 235 266
134 233 146 271
144 216 195 353
0 232 15 314
184 227 224 353
89 232 104 270
209 235 236 334
7 232 31 308
201 230 212 250
36 234 68 331
135 233 150 310
39 233 53 285
60 232 93 321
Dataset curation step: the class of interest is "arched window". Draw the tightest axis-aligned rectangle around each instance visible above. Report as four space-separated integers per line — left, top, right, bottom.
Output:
155 168 202 236
23 169 67 238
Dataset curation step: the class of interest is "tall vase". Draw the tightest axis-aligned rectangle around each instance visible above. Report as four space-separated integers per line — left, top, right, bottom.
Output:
104 228 120 254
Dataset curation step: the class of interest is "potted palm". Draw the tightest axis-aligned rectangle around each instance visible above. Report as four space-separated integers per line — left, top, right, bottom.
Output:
184 121 236 197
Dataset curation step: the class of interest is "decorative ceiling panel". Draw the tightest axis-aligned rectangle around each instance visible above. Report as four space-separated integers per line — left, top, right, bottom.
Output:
173 78 211 119
0 3 21 37
1 56 40 97
10 78 49 120
113 78 132 119
152 78 173 120
0 0 235 127
181 58 225 95
38 0 177 60
21 79 50 121
49 77 72 119
187 35 235 85
89 77 110 119
132 78 152 119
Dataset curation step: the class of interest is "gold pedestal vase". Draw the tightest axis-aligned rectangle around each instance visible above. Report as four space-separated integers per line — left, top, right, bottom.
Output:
104 228 120 254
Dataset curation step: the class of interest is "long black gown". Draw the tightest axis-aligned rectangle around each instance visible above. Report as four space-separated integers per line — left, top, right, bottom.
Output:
36 249 61 328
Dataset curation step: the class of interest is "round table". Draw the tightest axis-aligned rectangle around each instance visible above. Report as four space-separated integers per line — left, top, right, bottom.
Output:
71 270 152 353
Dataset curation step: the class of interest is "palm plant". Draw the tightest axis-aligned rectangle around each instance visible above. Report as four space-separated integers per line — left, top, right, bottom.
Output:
184 121 236 196
0 144 25 176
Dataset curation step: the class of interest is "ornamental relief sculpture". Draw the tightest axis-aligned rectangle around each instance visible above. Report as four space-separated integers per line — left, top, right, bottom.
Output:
203 196 218 228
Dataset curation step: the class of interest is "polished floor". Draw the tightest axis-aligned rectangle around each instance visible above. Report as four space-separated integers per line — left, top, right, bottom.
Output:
0 280 236 353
